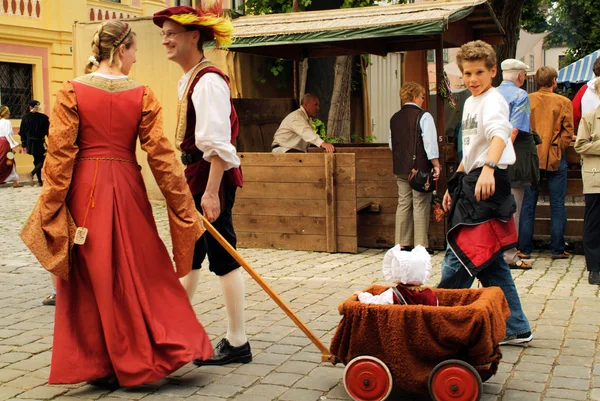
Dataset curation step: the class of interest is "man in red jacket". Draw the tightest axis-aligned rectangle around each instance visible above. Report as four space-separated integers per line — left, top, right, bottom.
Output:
572 57 600 131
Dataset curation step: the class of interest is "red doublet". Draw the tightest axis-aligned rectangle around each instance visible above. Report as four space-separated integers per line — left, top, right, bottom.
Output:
180 66 243 196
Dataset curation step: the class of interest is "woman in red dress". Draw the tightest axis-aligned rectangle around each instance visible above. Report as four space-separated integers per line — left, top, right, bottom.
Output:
0 105 23 187
20 20 213 389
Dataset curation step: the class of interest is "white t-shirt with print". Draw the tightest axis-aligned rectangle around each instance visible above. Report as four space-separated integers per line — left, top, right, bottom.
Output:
461 87 515 174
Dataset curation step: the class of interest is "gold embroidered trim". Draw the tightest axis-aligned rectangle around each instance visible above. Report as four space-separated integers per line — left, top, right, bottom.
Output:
175 60 215 151
73 74 141 93
75 157 136 164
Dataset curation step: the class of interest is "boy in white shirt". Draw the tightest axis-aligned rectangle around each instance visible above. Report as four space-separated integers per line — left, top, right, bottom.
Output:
437 41 532 346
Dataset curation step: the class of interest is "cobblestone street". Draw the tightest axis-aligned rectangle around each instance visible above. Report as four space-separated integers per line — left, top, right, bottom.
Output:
1 185 600 401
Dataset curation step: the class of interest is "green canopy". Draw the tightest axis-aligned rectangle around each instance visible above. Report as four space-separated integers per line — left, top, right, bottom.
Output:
221 1 504 59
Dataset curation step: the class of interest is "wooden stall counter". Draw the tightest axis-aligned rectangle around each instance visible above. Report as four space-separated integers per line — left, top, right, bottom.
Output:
311 145 445 250
232 145 446 254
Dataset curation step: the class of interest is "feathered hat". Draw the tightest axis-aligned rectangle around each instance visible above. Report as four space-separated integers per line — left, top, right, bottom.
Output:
152 1 234 49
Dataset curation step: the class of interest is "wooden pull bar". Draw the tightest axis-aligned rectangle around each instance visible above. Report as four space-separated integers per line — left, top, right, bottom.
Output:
200 215 337 364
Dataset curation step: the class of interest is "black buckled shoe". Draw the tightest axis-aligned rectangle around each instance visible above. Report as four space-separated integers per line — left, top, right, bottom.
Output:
87 375 119 390
589 271 600 285
194 338 252 366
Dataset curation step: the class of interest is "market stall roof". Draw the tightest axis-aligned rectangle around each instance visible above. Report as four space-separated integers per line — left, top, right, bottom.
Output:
558 49 600 84
224 0 504 59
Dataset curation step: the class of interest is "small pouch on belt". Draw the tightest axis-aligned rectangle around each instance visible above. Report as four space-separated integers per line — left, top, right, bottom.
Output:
75 159 99 245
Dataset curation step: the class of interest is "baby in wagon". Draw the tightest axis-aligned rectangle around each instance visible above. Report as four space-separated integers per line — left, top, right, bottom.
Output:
357 245 438 306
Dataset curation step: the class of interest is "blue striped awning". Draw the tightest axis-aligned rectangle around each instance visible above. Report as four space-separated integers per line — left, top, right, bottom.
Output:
558 49 600 84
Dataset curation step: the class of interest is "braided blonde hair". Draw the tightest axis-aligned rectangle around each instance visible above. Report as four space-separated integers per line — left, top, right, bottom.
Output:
0 105 9 119
85 20 135 74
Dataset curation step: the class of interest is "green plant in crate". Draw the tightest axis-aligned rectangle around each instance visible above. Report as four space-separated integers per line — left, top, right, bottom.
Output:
312 118 341 143
351 133 376 143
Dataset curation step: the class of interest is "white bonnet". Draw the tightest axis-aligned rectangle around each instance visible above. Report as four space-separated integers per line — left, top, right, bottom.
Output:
382 245 432 285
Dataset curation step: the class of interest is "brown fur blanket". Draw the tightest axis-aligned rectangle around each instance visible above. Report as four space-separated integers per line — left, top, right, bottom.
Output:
330 285 510 397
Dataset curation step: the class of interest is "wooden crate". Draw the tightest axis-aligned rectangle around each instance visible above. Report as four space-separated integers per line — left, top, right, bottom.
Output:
233 152 357 253
311 146 446 250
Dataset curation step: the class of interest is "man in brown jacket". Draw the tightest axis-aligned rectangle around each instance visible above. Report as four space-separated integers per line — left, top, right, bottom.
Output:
519 66 574 259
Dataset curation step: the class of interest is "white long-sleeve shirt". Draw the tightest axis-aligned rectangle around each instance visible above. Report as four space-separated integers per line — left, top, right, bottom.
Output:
0 119 17 148
178 63 240 171
271 106 324 152
0 118 19 183
582 77 600 116
460 87 515 174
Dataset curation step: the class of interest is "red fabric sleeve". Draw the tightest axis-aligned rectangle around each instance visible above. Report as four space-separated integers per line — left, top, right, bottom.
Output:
572 85 587 131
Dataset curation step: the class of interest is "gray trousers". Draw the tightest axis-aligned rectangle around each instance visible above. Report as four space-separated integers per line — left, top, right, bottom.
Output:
505 186 525 263
395 176 432 248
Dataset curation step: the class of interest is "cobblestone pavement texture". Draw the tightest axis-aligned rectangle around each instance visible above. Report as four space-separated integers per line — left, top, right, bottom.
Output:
1 185 599 401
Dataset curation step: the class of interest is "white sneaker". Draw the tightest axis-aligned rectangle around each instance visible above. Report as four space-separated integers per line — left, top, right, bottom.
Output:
500 331 532 345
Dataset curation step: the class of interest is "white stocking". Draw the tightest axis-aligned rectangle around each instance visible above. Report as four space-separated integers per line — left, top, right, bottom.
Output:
219 268 247 347
180 269 201 303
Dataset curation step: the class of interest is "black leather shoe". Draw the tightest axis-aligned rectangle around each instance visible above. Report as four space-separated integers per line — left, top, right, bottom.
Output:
194 338 252 366
87 375 119 390
589 271 600 285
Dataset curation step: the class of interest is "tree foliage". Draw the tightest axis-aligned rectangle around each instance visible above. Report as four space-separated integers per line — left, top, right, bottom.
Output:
520 0 550 33
340 0 378 7
544 0 600 64
486 0 600 84
244 0 379 15
488 0 527 86
244 0 311 14
520 0 599 65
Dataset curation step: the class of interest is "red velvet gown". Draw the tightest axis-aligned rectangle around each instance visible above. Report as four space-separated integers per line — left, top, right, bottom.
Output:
0 137 13 183
0 118 19 183
20 74 213 387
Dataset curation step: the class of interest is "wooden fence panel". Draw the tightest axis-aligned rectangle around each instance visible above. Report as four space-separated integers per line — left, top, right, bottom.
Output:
233 152 357 253
335 146 446 250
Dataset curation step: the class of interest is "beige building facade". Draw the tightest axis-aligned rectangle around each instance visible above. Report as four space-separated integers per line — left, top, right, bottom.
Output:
0 0 197 178
1 0 290 197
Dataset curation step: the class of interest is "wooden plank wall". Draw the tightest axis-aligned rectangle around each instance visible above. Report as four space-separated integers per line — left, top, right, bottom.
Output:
233 153 358 253
325 146 446 250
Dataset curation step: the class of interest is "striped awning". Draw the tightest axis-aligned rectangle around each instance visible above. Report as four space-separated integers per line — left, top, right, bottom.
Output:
558 49 600 84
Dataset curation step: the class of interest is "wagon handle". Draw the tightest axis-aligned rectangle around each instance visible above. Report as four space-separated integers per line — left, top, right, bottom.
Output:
200 215 339 365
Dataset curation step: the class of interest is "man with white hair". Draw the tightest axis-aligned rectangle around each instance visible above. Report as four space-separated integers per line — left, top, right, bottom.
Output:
497 59 539 269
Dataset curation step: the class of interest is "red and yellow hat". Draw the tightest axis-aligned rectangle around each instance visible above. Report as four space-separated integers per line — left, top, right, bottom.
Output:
153 2 233 49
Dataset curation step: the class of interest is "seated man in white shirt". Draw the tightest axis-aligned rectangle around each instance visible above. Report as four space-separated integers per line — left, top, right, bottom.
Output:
271 93 335 153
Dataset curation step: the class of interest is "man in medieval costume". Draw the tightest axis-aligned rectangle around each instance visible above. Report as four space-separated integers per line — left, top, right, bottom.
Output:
153 2 251 366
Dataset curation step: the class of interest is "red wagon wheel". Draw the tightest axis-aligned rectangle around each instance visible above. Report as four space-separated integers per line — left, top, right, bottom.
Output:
343 356 393 401
428 359 483 401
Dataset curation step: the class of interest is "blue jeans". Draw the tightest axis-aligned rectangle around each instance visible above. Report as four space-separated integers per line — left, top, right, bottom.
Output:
519 155 567 255
437 248 531 337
